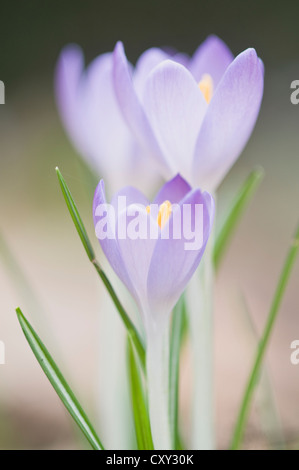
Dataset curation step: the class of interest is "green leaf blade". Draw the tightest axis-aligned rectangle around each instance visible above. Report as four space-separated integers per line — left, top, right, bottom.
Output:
214 168 264 270
230 221 299 450
239 294 285 448
128 339 154 450
56 167 95 262
16 307 104 450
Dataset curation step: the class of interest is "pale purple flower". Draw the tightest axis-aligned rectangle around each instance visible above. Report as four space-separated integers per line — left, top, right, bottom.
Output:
93 174 214 331
113 35 264 191
56 36 263 193
55 45 159 194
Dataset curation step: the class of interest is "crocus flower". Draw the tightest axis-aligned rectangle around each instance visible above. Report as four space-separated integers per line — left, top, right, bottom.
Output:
93 174 214 449
93 173 214 330
56 36 263 193
55 45 159 194
113 35 264 191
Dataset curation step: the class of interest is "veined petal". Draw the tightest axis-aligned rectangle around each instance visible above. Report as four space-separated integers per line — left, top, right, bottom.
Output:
93 180 138 301
189 35 234 87
143 60 208 179
55 45 89 157
147 189 215 319
133 47 170 99
193 48 264 191
153 174 191 206
171 52 190 68
113 41 171 178
110 186 150 213
84 53 134 183
117 204 157 315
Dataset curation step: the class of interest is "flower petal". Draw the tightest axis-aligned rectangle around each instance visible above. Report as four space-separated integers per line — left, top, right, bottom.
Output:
85 53 160 195
193 48 264 190
153 174 192 206
116 204 158 315
113 41 171 178
110 186 150 213
83 53 134 184
55 45 89 157
93 180 138 301
133 47 170 99
143 60 208 179
189 35 234 87
147 189 215 319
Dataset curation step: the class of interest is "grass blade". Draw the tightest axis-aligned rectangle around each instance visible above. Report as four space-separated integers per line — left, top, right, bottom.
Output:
230 221 299 449
56 167 95 262
239 294 285 448
16 307 104 450
128 339 154 450
214 168 264 270
55 167 145 371
169 295 186 450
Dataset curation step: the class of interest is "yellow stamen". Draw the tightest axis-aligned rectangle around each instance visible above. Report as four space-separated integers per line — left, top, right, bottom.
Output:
157 200 172 229
198 73 213 103
146 205 151 214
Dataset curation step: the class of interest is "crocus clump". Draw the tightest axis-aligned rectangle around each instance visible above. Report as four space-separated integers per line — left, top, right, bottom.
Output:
56 35 264 193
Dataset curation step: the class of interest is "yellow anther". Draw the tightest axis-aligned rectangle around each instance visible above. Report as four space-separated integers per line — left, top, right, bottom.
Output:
157 200 172 229
146 205 151 214
198 73 213 103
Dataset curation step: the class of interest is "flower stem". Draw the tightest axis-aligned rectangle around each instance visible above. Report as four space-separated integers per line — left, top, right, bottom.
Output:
169 296 186 449
186 235 215 449
146 323 172 450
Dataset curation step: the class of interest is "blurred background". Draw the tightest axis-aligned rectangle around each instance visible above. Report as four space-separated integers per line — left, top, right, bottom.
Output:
0 0 299 449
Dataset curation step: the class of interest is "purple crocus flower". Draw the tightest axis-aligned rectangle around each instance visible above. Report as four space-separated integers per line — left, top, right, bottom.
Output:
55 45 159 194
93 173 214 331
93 173 214 449
113 35 264 191
56 36 263 193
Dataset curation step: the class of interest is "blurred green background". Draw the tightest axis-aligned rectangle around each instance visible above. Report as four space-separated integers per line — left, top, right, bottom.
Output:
0 0 299 449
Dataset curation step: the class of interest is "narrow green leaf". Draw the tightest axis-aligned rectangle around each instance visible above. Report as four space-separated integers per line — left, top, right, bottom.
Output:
16 307 104 450
239 294 285 449
214 168 264 270
169 295 186 450
55 167 146 371
56 167 95 262
230 221 299 450
128 339 154 450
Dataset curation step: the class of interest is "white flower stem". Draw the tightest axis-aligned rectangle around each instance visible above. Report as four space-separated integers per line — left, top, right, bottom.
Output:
186 233 215 450
146 321 172 450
